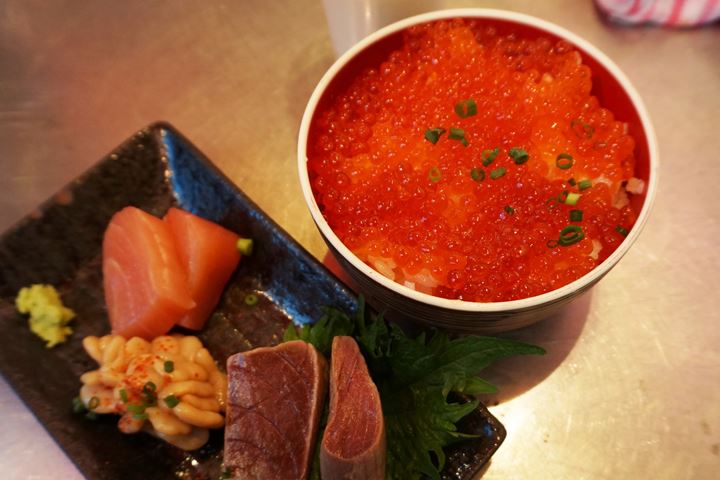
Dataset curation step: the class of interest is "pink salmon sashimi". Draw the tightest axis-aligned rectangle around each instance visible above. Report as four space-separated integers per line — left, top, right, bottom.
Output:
164 207 241 331
102 206 194 339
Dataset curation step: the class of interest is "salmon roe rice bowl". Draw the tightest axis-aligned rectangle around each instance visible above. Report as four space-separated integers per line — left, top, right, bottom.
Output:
308 19 644 302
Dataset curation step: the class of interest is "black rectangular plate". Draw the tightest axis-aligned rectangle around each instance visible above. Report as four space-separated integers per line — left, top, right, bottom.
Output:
0 122 505 479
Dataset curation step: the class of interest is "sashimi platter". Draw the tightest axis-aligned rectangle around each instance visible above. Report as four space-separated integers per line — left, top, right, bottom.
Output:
0 124 545 480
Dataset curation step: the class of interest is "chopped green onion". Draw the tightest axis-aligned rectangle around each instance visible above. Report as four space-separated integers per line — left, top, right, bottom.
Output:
569 210 584 222
448 127 468 146
85 411 98 421
578 179 592 191
127 404 146 414
545 198 558 209
88 396 100 410
454 99 477 118
164 360 174 373
237 238 254 256
568 177 577 186
490 167 506 180
470 167 485 182
615 225 629 237
556 153 574 169
142 382 157 406
509 147 529 165
119 388 129 403
244 293 259 306
164 394 180 409
424 127 446 144
133 412 149 421
504 205 515 215
564 192 581 206
482 148 499 166
428 166 442 183
557 190 570 203
72 396 86 414
570 119 595 139
546 239 558 248
558 225 585 246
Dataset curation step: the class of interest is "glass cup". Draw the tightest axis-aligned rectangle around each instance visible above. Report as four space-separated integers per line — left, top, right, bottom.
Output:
321 0 445 56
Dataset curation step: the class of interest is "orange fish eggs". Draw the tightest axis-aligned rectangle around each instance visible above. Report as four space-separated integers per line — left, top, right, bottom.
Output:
309 20 639 302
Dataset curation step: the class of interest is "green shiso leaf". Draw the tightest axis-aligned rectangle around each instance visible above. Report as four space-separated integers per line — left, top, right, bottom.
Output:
283 305 354 356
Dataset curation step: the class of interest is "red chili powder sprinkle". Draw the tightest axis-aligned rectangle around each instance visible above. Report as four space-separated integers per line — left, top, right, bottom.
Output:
308 20 639 302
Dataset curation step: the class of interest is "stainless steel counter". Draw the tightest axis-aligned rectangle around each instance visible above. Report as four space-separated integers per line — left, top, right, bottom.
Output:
1 1 718 478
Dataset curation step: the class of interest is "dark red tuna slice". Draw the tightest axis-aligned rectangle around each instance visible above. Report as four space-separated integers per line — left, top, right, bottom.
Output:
321 336 386 480
224 340 328 480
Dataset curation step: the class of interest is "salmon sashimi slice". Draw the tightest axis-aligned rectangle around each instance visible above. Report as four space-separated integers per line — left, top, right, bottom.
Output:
164 207 241 330
103 206 195 339
224 340 328 480
321 336 386 480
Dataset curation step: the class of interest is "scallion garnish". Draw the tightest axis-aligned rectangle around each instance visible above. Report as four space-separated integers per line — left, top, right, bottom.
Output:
428 166 442 183
568 177 577 186
509 147 529 165
546 239 558 248
615 225 629 237
164 394 180 409
558 225 585 246
164 360 174 373
482 148 499 166
72 396 86 414
556 153 574 169
142 381 157 406
88 396 100 410
448 127 468 146
454 99 477 118
504 206 515 215
564 192 581 206
119 388 129 403
245 293 259 306
570 119 595 139
237 238 254 256
127 404 145 415
470 167 485 182
490 167 506 179
424 127 446 145
133 412 149 421
569 210 583 222
578 179 592 191
85 412 98 421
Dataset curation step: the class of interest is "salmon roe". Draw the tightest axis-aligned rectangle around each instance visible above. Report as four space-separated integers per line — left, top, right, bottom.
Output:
308 20 639 302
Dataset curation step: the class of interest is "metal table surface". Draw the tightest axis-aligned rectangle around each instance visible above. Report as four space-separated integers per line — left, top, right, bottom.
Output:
0 1 718 479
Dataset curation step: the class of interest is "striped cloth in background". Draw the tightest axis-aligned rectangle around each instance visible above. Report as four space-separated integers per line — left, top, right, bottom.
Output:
595 0 720 26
